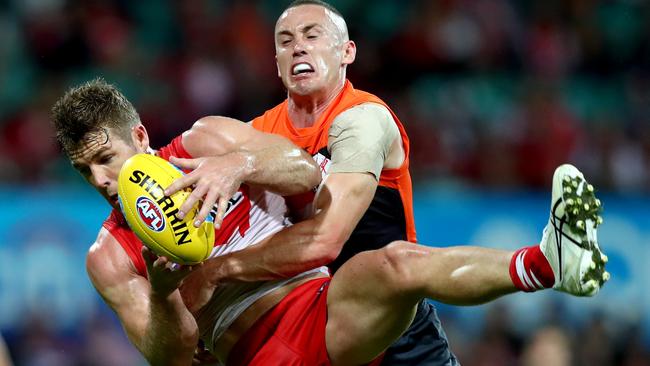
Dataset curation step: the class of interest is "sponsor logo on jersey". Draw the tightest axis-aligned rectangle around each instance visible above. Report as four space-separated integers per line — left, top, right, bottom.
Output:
136 196 166 232
312 152 331 177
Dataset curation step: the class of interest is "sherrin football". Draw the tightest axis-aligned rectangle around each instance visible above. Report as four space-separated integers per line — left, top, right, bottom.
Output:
117 153 215 264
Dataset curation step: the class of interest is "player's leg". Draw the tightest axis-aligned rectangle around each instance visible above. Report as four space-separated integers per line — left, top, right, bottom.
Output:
325 242 515 365
326 164 609 365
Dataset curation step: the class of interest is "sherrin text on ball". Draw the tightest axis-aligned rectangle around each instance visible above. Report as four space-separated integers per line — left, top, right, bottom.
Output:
117 153 215 264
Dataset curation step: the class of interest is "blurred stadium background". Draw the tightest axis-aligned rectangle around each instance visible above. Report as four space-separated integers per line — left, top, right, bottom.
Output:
0 0 649 365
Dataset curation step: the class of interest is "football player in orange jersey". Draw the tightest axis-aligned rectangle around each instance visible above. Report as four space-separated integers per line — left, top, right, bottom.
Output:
168 2 609 365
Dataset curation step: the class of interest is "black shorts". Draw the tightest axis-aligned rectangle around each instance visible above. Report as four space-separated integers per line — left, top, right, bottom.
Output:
381 300 460 366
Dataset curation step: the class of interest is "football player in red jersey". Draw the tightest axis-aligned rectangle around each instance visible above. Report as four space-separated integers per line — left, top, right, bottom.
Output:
52 78 322 365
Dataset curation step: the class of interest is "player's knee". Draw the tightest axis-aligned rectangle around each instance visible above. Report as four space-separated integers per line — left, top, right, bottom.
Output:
379 241 421 294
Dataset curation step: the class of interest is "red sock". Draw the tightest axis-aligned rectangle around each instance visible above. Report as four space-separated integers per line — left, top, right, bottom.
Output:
509 245 555 292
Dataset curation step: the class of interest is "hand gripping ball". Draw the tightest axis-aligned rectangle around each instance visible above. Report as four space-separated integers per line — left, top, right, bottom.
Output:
117 153 214 264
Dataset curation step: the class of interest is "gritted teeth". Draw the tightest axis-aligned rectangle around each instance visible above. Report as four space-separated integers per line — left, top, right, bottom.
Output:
292 63 314 75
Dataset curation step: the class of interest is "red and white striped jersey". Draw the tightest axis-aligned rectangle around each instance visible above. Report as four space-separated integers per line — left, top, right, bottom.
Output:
102 135 328 351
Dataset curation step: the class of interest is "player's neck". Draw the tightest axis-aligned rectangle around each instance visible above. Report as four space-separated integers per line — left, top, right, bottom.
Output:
287 82 345 128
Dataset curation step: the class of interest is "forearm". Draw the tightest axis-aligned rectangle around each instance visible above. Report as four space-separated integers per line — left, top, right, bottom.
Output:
205 174 375 283
180 116 321 196
238 142 320 196
89 236 199 366
142 292 198 366
0 335 11 366
205 218 342 283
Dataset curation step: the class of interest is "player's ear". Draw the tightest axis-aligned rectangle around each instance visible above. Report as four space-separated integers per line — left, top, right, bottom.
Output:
342 40 356 65
275 55 281 78
131 124 149 152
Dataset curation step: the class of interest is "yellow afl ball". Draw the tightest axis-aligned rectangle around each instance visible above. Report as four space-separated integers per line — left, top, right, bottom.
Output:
117 153 215 264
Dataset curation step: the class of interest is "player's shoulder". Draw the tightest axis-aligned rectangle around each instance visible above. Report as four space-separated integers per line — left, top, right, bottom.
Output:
187 116 249 136
330 102 397 139
359 102 391 113
334 102 394 128
86 228 139 287
342 102 391 117
182 115 253 156
86 228 125 273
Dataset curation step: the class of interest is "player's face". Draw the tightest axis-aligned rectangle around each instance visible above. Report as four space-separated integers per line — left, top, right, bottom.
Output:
275 5 355 97
70 126 148 209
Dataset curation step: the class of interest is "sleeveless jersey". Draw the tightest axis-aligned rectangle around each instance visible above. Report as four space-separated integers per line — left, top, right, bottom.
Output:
251 80 416 271
102 135 327 351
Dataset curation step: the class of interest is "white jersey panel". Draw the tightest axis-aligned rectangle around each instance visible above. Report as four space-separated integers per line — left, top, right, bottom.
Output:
195 186 328 352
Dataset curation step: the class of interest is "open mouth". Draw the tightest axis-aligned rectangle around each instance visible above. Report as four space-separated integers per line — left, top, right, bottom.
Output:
292 62 314 76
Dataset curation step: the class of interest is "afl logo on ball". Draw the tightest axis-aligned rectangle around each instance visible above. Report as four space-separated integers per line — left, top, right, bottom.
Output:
136 196 166 232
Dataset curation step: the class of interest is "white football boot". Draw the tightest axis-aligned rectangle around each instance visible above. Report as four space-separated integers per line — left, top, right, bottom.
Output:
540 164 609 296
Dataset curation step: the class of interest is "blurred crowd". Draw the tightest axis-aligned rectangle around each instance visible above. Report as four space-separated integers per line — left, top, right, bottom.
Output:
2 302 649 366
2 313 143 366
443 303 650 366
1 0 649 365
1 0 650 191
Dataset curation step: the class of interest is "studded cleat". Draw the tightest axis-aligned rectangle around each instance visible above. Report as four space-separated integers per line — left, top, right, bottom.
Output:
540 164 609 296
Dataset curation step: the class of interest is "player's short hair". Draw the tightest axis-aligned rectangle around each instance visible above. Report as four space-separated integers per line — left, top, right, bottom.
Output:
52 78 141 158
285 0 344 20
282 0 348 41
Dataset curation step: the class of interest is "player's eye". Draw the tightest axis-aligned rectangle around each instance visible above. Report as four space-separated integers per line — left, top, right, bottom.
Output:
77 166 91 178
99 155 114 164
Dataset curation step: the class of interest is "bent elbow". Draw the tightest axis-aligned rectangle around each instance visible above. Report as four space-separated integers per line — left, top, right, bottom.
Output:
308 171 322 190
191 116 220 132
294 153 322 192
322 250 340 266
312 234 345 266
306 159 322 187
180 327 199 350
166 329 199 366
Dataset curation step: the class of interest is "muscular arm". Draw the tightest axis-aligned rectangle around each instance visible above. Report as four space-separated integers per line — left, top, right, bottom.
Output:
180 116 320 195
0 334 12 366
199 104 403 282
205 172 377 281
167 115 321 227
86 229 197 366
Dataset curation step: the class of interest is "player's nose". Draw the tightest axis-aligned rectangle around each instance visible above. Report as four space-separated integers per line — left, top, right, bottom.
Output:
90 165 112 188
292 39 307 56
